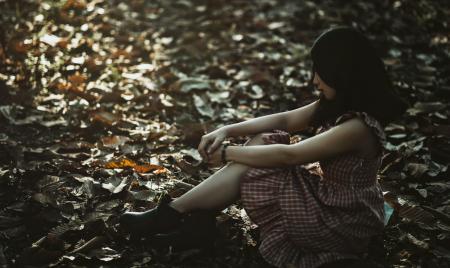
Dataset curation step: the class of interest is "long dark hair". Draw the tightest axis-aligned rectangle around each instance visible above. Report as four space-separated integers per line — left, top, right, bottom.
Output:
309 27 408 128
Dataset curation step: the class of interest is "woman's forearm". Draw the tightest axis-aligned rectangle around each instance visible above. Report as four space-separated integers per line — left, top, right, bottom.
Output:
223 112 288 138
225 144 291 168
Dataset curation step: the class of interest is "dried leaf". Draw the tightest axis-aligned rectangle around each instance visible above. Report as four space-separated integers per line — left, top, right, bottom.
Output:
176 158 198 175
105 158 167 174
70 236 107 254
91 111 120 126
19 234 64 265
101 135 130 148
69 174 94 183
104 158 136 169
49 221 83 237
95 199 121 211
62 0 87 11
68 72 87 87
134 164 168 174
40 34 61 47
180 148 202 162
405 163 428 178
407 102 446 115
404 233 430 250
88 246 121 262
33 193 58 207
101 176 128 194
10 39 31 54
172 78 211 93
129 190 156 201
246 85 265 99
425 182 450 194
399 204 435 224
193 94 214 118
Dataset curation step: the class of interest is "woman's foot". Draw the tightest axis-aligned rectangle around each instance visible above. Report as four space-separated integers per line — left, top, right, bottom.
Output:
119 193 186 238
119 192 220 247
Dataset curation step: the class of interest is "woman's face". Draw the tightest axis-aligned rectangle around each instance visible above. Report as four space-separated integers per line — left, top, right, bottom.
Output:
313 72 336 100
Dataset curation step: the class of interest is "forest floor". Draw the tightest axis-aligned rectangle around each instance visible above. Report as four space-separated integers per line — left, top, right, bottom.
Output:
0 0 449 267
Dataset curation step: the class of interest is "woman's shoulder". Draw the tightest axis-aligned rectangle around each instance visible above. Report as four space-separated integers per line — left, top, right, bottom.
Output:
335 111 386 158
315 111 386 140
335 111 384 134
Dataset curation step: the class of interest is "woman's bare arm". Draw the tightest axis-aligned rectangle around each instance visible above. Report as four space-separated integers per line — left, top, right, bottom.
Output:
200 99 320 160
223 100 320 137
224 117 371 168
223 111 287 138
283 100 320 133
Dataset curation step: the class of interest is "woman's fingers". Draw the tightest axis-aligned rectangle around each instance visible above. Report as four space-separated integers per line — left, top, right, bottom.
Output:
207 139 221 154
197 137 206 159
198 137 210 160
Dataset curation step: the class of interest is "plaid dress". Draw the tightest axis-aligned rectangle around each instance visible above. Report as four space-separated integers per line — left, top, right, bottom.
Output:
240 111 385 268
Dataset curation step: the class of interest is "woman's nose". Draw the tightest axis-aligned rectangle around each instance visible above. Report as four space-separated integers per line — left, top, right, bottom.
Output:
313 79 319 88
312 74 319 84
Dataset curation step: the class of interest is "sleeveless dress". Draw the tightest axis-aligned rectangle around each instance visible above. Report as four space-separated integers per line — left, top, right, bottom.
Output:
239 111 386 268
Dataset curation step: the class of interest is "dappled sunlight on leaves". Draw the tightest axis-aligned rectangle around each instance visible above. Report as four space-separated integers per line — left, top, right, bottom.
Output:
0 0 449 267
104 158 168 174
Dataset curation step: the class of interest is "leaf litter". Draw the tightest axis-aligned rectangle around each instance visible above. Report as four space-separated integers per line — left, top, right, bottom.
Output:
0 0 449 267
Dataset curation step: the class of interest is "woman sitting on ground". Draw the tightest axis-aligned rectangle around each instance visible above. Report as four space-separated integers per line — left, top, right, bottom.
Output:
120 27 407 268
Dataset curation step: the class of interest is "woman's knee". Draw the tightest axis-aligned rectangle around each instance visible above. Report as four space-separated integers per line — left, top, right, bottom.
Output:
244 130 291 146
244 133 268 146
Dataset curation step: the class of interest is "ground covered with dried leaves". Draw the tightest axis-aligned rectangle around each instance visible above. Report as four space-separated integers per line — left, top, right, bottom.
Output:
0 0 449 267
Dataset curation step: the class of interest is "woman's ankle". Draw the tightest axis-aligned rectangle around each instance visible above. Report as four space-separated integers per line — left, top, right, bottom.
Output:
168 200 187 214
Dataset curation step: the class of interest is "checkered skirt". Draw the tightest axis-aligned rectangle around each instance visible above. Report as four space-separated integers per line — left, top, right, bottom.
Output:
240 111 385 268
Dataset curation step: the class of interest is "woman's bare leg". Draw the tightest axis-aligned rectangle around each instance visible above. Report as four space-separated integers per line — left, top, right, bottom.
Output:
169 134 266 213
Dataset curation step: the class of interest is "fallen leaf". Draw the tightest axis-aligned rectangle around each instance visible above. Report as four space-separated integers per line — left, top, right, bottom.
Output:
91 111 120 126
407 102 446 115
18 234 64 265
246 85 265 99
104 158 136 169
88 246 121 262
70 236 107 254
193 94 215 118
10 39 32 54
405 163 428 178
171 78 211 93
129 190 156 201
62 0 87 11
101 135 130 148
399 204 435 224
40 34 61 47
33 193 58 207
403 233 430 250
68 72 87 87
134 164 168 174
101 176 128 194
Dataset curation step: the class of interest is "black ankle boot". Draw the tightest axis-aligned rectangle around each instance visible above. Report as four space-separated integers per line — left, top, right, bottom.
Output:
119 193 185 238
149 210 219 251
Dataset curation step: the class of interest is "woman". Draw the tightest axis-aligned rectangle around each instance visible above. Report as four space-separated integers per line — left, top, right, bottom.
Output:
120 27 407 267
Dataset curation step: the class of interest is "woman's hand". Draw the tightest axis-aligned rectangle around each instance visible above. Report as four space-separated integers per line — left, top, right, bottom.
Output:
206 144 225 167
198 127 228 162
